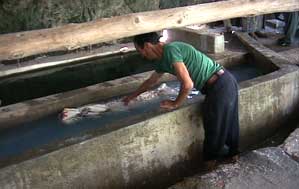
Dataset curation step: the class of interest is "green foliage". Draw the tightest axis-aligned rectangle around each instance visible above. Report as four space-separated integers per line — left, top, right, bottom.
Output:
0 0 45 33
0 0 211 34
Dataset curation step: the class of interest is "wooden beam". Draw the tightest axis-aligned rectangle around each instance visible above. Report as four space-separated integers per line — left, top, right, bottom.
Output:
0 0 298 61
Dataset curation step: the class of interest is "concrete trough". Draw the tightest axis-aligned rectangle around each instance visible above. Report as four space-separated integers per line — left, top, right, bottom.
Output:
0 46 150 106
0 30 299 188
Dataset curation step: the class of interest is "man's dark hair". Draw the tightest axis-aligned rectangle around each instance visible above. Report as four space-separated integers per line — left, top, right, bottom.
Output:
133 32 160 49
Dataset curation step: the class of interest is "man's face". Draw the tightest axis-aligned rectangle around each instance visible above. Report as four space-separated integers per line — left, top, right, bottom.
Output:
135 43 157 60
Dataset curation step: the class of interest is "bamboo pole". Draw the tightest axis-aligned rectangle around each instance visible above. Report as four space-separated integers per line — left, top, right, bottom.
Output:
0 0 298 61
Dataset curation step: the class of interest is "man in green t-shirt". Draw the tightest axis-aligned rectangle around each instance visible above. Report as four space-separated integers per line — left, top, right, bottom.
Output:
123 32 239 171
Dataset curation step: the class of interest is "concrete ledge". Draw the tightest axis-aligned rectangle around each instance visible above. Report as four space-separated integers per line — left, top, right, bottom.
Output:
278 48 299 65
0 43 135 78
265 19 285 29
166 28 225 54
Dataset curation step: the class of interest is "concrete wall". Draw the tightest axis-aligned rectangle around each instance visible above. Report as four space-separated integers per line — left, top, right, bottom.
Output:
166 28 225 54
0 106 204 189
0 51 154 106
0 33 299 188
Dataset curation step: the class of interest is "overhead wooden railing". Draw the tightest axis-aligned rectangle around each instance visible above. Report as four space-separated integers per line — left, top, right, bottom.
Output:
0 0 298 61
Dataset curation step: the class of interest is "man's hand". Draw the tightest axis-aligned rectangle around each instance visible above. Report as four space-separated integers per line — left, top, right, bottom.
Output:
160 99 179 110
122 72 163 106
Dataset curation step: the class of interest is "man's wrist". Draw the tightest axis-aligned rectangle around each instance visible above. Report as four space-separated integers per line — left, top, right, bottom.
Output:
173 100 181 108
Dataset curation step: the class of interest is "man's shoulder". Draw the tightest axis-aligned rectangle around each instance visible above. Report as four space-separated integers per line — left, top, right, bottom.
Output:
164 41 188 52
167 41 187 47
166 41 197 50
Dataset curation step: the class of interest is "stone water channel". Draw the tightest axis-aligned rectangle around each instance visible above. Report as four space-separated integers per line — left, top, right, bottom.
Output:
0 31 298 188
0 62 264 167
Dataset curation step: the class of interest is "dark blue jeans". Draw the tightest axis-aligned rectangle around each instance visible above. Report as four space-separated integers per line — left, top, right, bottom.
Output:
283 12 299 44
201 69 239 161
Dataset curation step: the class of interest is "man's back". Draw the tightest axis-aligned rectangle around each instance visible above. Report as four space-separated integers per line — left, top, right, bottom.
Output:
156 41 222 90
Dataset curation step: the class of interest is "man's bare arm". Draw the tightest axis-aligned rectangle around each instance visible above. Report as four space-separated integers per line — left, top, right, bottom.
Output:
123 72 164 105
160 62 193 109
174 62 194 106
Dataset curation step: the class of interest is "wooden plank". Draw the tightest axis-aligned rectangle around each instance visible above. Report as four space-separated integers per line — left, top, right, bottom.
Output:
0 0 298 61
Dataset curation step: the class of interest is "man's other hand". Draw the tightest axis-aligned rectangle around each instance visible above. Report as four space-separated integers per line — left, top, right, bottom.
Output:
160 99 179 110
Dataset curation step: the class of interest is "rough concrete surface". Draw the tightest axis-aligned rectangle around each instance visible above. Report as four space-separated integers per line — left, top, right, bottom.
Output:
280 128 299 162
169 147 299 189
278 48 299 65
170 126 299 189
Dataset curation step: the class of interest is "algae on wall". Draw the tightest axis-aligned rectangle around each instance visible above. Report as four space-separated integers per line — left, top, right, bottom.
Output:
0 0 213 34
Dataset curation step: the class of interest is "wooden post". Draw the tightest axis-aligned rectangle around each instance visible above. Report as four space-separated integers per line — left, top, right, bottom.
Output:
0 0 298 61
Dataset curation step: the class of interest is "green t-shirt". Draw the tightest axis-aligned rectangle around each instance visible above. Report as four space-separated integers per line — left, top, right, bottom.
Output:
155 41 222 90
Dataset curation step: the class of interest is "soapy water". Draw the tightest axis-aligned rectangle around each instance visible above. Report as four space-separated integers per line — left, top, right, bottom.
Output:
61 83 199 124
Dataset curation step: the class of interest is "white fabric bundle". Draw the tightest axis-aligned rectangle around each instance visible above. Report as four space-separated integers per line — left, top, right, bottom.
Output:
60 83 179 124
